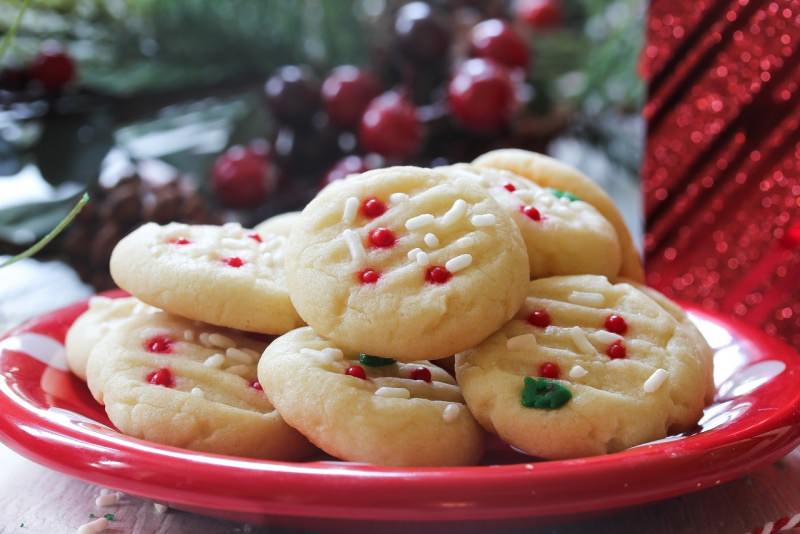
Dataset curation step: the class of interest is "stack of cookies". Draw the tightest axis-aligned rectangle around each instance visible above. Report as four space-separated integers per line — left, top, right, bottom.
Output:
66 149 713 466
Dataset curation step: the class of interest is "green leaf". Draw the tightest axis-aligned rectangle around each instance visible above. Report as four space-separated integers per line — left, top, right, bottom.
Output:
0 0 31 61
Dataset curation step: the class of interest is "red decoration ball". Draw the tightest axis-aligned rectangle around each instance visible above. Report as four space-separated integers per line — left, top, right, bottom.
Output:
145 335 173 354
604 314 629 335
322 66 381 129
359 92 422 159
359 268 381 284
223 256 246 268
345 365 367 380
146 368 175 388
606 340 627 360
249 379 263 391
29 41 75 92
211 145 276 209
538 362 561 379
448 59 516 132
410 367 432 383
425 266 452 284
515 0 562 30
527 309 551 328
520 205 542 221
361 196 387 218
368 227 397 248
470 19 529 70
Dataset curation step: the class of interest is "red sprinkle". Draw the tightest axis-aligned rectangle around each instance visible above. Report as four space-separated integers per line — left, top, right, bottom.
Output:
145 335 173 354
539 362 561 379
359 268 381 284
146 367 175 387
345 365 367 380
249 379 263 391
361 196 387 218
606 340 627 359
527 309 551 328
169 237 191 245
247 232 262 243
410 367 432 383
520 205 542 221
425 265 452 284
223 256 245 268
368 227 396 248
604 314 628 335
503 182 517 192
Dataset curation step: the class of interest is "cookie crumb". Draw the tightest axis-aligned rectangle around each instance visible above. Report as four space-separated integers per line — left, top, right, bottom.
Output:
374 387 411 399
442 403 460 422
567 291 605 307
643 369 669 393
569 365 588 379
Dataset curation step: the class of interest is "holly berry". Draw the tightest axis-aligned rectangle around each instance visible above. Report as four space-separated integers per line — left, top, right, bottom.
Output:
345 365 367 380
470 19 529 70
527 309 551 328
604 314 628 335
28 41 75 92
448 58 516 132
361 197 387 218
273 115 341 175
359 268 381 284
394 2 451 63
425 265 452 284
410 367 432 383
606 340 627 359
368 227 396 248
146 368 175 388
359 91 422 159
264 65 320 125
539 362 561 379
322 66 381 129
145 335 174 354
211 145 276 209
322 155 373 187
520 205 542 221
515 0 562 30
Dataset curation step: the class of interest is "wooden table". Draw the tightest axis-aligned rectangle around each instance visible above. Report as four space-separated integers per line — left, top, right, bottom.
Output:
2 258 799 534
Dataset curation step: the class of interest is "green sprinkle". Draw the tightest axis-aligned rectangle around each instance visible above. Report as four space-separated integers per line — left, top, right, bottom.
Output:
104 514 115 521
358 353 396 367
547 188 580 202
521 376 572 409
19 523 25 528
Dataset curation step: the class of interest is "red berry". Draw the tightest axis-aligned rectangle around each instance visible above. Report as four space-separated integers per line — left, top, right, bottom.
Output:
322 66 381 129
515 0 562 30
606 340 627 359
264 65 320 125
169 237 192 245
448 59 516 132
146 368 175 388
345 365 367 380
145 335 173 354
368 227 396 248
322 155 373 187
410 366 432 383
520 205 542 221
249 379 263 391
539 362 560 379
394 2 451 63
470 19 529 70
247 232 262 243
503 182 517 192
29 41 75 92
359 268 381 284
359 92 422 159
527 309 551 328
425 265 452 284
604 314 628 335
361 196 387 218
780 222 800 248
211 145 276 209
223 256 245 268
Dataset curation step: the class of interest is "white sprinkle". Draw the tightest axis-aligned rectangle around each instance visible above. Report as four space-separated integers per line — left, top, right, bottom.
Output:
221 237 245 248
226 364 250 377
415 251 430 266
405 213 435 230
442 403 460 423
455 236 475 248
322 348 344 361
423 233 439 248
506 334 538 351
190 387 204 398
374 386 411 399
95 492 118 507
209 333 236 349
590 330 622 345
441 199 468 226
451 169 486 185
567 291 606 307
154 503 168 514
390 192 409 204
203 353 225 368
343 196 359 224
407 247 423 260
643 369 669 393
568 327 596 355
445 254 473 273
569 365 588 379
470 213 496 227
77 517 109 534
222 222 243 232
182 330 194 342
226 347 254 364
343 229 366 264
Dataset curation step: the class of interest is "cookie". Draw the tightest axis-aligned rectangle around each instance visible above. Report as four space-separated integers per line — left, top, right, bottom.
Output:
110 222 303 334
472 149 644 282
441 164 622 279
258 326 485 466
65 296 158 380
455 275 711 459
255 211 301 238
284 166 530 361
85 311 314 459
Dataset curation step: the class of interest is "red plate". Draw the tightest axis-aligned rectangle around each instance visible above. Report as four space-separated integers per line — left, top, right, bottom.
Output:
1 296 799 533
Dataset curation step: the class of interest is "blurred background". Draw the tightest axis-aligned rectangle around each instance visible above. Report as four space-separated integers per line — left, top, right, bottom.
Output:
0 0 645 303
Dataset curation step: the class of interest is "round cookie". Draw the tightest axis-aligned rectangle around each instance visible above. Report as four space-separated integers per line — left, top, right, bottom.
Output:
441 164 622 279
472 149 644 282
65 296 158 380
258 326 485 466
85 311 314 459
255 211 301 238
285 166 530 361
455 275 711 459
110 222 303 334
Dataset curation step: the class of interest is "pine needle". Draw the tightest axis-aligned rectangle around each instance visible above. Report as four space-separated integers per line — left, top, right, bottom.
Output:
0 0 31 61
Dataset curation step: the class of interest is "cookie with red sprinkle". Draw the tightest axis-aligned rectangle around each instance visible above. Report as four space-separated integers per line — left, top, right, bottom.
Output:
455 275 712 459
